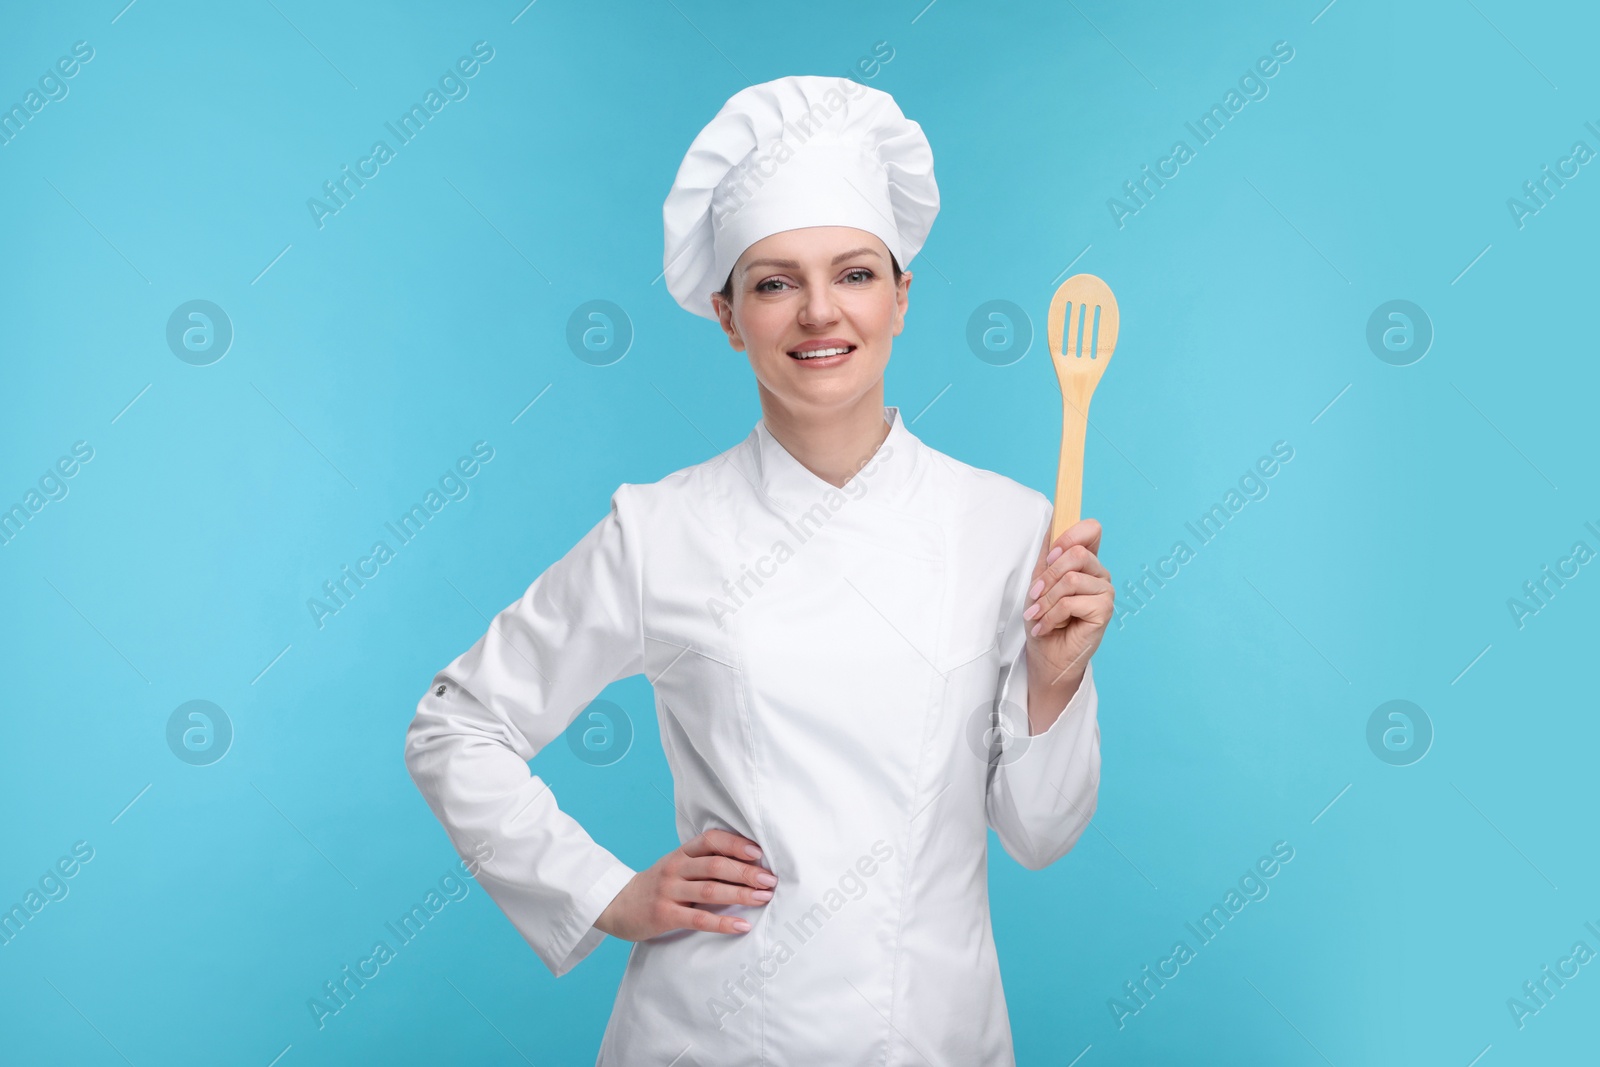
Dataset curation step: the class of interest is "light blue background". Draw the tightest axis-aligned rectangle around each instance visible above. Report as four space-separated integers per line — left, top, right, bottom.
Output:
3 1 1596 1063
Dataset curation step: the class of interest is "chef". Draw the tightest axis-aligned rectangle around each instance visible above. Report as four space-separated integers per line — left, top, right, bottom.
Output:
404 74 1113 1066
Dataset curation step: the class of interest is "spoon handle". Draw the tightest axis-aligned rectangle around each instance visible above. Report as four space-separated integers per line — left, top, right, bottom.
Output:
1051 392 1090 547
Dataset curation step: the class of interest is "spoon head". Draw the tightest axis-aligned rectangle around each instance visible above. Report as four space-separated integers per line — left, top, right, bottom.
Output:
1048 273 1119 396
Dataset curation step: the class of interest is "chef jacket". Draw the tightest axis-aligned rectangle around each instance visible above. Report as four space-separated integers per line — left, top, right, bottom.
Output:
404 404 1102 1066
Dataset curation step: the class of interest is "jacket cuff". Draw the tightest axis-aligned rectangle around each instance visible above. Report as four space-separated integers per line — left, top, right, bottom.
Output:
539 855 637 978
988 655 1102 869
1023 656 1097 741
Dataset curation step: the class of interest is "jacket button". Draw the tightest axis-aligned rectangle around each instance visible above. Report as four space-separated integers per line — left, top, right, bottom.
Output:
435 684 447 696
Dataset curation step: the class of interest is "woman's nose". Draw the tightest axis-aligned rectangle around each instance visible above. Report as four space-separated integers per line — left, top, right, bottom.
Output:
799 283 839 326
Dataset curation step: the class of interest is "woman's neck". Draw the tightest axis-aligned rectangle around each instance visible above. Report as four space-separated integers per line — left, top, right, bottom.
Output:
758 387 892 489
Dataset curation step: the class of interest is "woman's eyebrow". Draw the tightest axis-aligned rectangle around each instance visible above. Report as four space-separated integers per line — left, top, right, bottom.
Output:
742 247 884 271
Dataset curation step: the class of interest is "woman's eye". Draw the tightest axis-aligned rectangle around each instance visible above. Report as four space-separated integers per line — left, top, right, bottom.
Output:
755 278 790 292
843 269 874 283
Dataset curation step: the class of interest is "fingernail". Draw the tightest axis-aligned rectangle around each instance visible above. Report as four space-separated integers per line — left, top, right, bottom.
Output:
1046 547 1063 565
1030 622 1042 637
1023 603 1040 620
1028 578 1044 599
732 919 752 931
756 871 778 886
752 889 773 901
744 845 762 859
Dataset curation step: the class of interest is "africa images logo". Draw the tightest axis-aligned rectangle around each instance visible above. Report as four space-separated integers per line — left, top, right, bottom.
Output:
305 42 495 229
305 442 495 629
706 440 895 628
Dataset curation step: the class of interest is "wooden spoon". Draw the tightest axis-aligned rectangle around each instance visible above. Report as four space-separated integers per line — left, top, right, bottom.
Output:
1046 274 1119 546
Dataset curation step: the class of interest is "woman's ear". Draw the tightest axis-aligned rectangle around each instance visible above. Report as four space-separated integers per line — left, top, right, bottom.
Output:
891 270 912 336
711 291 745 351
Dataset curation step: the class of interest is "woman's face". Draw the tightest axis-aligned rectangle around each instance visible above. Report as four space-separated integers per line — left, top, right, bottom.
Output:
711 226 911 419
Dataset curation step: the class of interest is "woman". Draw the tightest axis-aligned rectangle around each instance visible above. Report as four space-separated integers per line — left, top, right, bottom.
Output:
405 75 1113 1065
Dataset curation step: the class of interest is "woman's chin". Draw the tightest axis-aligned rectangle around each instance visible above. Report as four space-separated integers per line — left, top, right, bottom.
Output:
752 350 886 409
768 382 879 418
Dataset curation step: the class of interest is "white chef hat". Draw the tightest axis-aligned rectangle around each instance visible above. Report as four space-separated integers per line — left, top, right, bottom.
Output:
662 75 939 321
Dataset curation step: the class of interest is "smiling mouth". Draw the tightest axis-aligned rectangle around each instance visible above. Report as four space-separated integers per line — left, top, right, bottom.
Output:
787 345 856 361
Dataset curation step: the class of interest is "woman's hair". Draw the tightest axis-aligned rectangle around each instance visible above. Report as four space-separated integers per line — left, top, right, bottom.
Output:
720 253 904 304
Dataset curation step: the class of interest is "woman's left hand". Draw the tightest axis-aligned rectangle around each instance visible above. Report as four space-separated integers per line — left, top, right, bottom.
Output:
1023 518 1114 701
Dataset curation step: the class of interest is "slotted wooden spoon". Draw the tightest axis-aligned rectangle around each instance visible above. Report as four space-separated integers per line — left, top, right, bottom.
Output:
1047 274 1119 546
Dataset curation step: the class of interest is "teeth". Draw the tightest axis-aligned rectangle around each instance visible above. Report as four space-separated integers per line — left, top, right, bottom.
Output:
791 346 851 359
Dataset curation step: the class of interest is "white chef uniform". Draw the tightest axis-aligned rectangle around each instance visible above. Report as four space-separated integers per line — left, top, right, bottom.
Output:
403 75 1103 1066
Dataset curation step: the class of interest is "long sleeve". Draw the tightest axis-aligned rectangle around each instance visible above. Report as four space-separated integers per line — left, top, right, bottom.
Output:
984 499 1103 871
403 485 645 977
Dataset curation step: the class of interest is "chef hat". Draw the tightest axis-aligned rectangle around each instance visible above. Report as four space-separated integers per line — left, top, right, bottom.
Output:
662 75 939 321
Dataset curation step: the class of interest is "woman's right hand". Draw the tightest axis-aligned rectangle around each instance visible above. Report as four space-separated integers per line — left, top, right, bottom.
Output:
593 828 777 941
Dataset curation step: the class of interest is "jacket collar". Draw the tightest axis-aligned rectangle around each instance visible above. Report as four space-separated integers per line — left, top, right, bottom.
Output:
745 405 921 516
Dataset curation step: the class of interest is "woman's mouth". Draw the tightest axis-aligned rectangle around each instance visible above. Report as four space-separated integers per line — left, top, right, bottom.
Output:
786 344 856 366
